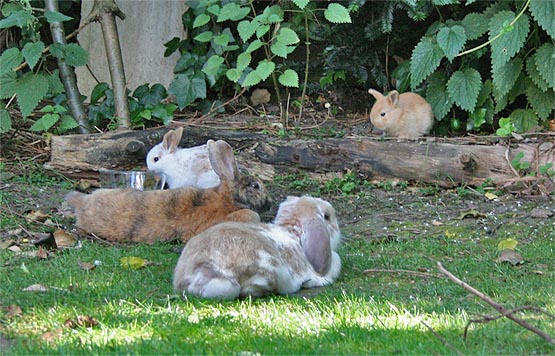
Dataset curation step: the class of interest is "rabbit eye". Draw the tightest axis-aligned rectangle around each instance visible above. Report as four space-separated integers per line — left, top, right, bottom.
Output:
250 181 260 190
324 212 331 220
380 112 386 117
153 157 160 162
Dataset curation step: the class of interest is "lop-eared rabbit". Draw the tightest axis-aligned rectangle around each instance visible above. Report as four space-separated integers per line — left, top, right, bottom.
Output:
173 196 342 300
66 140 271 244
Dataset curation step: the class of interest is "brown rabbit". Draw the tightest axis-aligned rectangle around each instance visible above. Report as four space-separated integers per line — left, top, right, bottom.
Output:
368 89 434 139
66 140 271 244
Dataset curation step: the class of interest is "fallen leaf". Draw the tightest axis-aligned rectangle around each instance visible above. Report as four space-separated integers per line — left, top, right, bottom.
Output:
5 304 23 318
431 220 443 226
484 192 498 200
8 245 22 253
457 209 487 219
498 238 518 251
54 229 76 248
120 256 148 270
22 284 49 292
497 249 524 265
25 210 49 223
530 208 553 219
78 260 96 271
64 315 99 329
33 233 57 249
36 246 48 259
444 230 456 238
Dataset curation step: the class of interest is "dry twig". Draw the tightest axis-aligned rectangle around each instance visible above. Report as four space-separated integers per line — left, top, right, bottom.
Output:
363 268 442 279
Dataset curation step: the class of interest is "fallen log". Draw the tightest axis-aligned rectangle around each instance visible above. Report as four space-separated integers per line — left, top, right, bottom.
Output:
45 126 555 191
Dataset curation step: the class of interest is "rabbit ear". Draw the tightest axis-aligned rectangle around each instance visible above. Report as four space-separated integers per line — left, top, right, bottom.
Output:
387 90 400 106
162 128 184 154
207 139 239 182
301 219 332 276
368 89 384 100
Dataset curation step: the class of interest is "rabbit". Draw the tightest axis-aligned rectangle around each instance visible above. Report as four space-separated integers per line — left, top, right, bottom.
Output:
65 139 272 244
146 127 220 189
173 195 342 300
368 88 434 139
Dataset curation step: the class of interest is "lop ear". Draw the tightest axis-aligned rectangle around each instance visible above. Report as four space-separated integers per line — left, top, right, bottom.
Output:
368 89 384 100
207 139 239 182
387 90 400 106
162 127 184 154
301 220 332 276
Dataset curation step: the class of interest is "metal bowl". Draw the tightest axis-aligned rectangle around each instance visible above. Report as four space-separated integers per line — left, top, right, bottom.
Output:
99 169 166 190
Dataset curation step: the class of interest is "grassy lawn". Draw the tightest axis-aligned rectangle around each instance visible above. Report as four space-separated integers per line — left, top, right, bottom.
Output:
1 161 554 355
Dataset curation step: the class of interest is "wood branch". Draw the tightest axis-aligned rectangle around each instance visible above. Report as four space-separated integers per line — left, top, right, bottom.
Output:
437 262 555 345
45 126 555 193
44 0 91 134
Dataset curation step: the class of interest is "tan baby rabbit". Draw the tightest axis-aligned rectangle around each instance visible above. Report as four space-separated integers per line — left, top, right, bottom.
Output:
66 140 271 244
368 88 434 139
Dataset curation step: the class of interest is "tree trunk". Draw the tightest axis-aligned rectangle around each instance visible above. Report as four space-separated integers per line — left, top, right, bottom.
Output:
45 126 555 192
44 0 91 134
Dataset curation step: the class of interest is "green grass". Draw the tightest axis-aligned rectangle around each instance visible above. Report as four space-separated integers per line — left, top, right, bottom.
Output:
1 165 554 355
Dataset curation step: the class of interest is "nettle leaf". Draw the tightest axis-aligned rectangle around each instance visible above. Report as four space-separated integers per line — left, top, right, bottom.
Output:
525 79 555 120
57 115 79 132
193 13 210 29
489 11 529 71
217 3 250 22
324 3 352 24
202 55 225 77
510 109 538 133
277 27 300 45
292 0 310 10
426 72 452 120
64 43 88 67
168 72 207 109
534 43 555 89
447 68 482 112
410 38 444 89
254 60 275 81
256 24 270 38
260 5 284 24
0 108 11 134
526 55 549 92
437 25 466 62
529 0 555 41
238 20 257 42
0 9 33 29
30 113 59 132
22 41 45 71
270 41 288 58
206 5 220 16
194 31 213 43
0 71 18 99
242 71 262 87
44 11 73 23
15 72 49 118
237 52 251 71
278 69 299 88
246 39 264 54
226 68 242 82
0 47 23 75
213 33 230 47
461 13 488 41
492 57 522 98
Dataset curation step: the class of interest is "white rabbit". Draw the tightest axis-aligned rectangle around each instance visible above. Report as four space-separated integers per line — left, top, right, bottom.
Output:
146 127 220 189
173 195 342 300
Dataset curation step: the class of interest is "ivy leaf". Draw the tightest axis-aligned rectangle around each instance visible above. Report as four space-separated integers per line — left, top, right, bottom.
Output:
510 109 538 133
254 60 275 81
525 79 555 120
410 38 444 89
533 43 555 89
526 56 549 92
44 11 73 23
292 0 310 10
447 68 481 112
529 0 555 41
30 113 59 132
492 58 522 99
278 69 299 88
202 55 225 77
168 72 207 109
426 72 452 121
133 84 167 108
324 3 351 24
22 41 45 71
0 108 11 134
238 20 257 42
277 28 300 45
437 25 466 62
193 31 213 43
15 72 49 118
461 13 488 41
192 13 210 29
489 11 529 71
237 52 251 71
0 48 23 75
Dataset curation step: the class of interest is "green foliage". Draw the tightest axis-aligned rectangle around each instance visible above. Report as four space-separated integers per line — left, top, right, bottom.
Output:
408 0 555 134
30 104 78 134
0 2 87 133
166 0 351 113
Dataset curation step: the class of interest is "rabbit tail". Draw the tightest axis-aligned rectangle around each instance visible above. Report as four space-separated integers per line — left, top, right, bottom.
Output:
175 263 241 300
